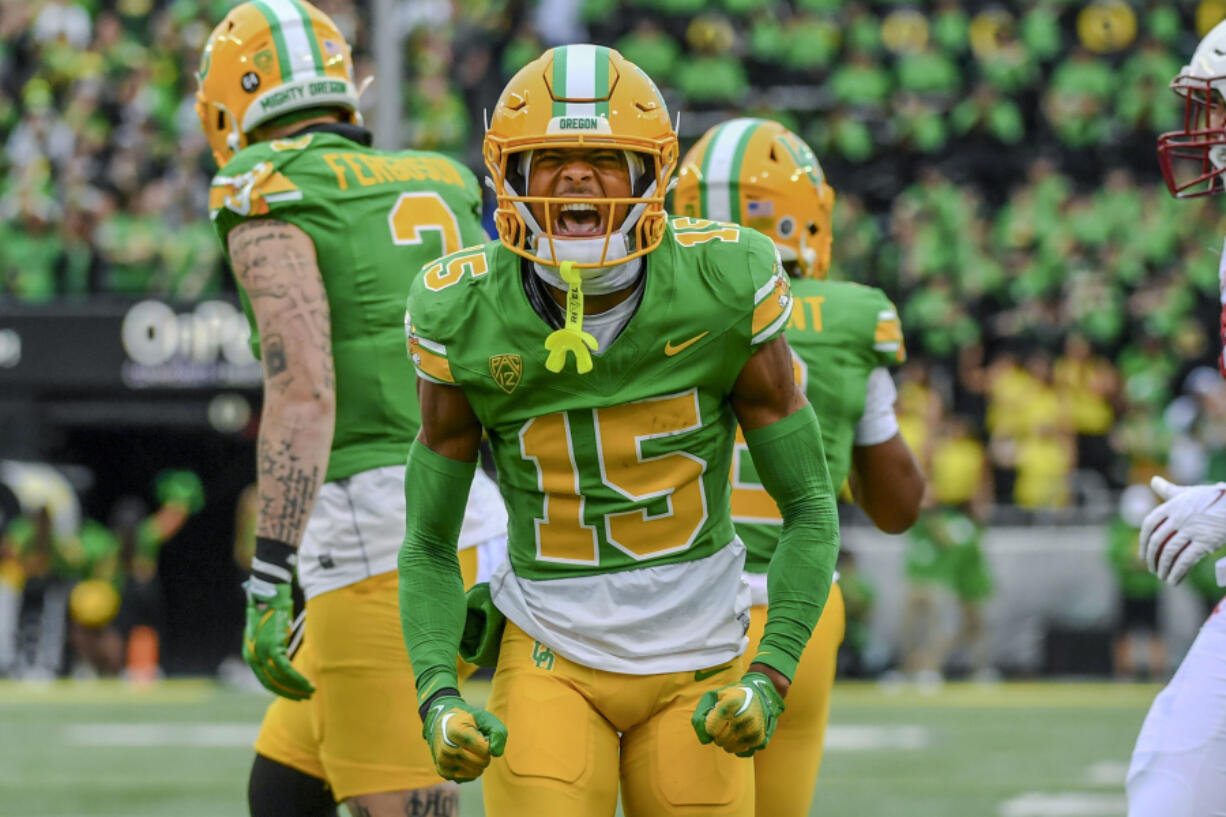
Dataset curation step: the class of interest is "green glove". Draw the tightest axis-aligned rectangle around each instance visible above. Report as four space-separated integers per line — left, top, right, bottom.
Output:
691 671 785 757
243 583 314 700
459 582 506 667
421 693 508 782
242 537 313 700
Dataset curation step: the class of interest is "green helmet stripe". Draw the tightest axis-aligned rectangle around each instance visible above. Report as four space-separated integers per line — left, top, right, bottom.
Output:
551 46 569 117
593 45 610 119
699 118 760 223
254 0 325 81
251 1 293 82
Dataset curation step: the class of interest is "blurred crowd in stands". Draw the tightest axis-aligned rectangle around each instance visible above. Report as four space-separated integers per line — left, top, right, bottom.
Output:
5 0 1226 514
7 0 1226 683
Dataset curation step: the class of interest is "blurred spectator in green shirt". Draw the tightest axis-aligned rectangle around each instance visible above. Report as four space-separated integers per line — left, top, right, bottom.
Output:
1107 484 1165 680
896 46 961 99
1117 40 1185 133
615 21 680 81
951 84 1025 145
676 15 747 105
830 50 892 108
892 97 948 154
780 13 841 72
1020 3 1063 62
932 0 969 54
1119 337 1179 410
1044 49 1116 148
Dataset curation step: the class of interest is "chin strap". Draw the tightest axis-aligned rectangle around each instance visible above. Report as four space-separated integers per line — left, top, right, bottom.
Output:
544 261 599 375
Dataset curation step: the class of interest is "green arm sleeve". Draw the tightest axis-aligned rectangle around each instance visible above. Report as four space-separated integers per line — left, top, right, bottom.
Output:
744 404 839 681
399 440 475 706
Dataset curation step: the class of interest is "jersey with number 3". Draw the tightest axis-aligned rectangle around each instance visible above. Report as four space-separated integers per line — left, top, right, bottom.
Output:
733 277 904 575
407 218 794 674
209 130 485 482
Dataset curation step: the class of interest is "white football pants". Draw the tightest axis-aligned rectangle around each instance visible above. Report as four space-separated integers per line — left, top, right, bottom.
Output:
1127 598 1226 817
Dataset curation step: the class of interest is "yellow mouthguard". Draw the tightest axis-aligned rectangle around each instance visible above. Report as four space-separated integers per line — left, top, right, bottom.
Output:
544 261 599 374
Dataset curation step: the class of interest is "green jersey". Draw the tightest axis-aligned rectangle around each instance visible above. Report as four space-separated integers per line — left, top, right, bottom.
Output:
407 218 793 672
732 277 904 573
210 129 485 482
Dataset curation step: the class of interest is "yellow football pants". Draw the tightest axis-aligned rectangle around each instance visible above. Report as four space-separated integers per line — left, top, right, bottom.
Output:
746 581 845 817
254 548 478 801
483 620 755 817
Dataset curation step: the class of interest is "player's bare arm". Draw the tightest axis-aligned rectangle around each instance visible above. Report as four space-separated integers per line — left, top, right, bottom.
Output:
416 379 482 463
229 218 333 700
228 218 335 547
731 334 810 432
851 434 924 533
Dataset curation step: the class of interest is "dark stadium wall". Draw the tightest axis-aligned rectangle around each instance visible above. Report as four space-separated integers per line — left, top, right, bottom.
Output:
58 426 254 675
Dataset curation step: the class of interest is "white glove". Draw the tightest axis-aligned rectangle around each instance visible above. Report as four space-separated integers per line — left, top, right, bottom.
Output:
1138 476 1226 585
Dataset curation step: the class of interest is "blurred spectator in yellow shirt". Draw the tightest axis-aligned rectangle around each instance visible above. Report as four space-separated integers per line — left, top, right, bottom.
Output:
1053 334 1119 479
897 361 944 465
1014 421 1077 510
930 414 991 509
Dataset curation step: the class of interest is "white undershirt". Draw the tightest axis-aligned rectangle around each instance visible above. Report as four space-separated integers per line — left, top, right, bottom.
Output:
854 367 900 446
581 275 645 352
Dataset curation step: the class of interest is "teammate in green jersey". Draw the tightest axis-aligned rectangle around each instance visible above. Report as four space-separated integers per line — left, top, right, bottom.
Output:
675 118 925 817
398 47 840 816
197 4 507 816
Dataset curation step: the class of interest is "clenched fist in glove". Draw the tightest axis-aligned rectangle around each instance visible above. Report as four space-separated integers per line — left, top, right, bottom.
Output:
1138 476 1226 585
691 672 785 757
421 693 507 782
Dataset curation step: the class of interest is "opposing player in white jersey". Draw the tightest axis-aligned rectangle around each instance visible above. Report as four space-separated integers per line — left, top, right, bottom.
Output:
1131 20 1226 816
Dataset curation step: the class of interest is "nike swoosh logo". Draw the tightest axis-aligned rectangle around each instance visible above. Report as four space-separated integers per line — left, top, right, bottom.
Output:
694 663 732 682
665 331 709 356
439 712 459 747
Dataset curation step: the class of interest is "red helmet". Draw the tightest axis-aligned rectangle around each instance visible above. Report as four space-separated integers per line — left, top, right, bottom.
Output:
1157 20 1226 198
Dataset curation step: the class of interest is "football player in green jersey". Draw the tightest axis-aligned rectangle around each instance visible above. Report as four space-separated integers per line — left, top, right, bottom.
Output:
675 118 926 817
399 46 840 816
197 3 508 817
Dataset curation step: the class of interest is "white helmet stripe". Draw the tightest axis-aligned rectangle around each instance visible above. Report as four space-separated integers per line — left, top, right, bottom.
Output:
701 118 757 223
562 43 597 118
262 0 323 79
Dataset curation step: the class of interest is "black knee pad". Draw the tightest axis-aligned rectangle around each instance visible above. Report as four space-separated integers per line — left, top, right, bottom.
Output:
248 753 336 817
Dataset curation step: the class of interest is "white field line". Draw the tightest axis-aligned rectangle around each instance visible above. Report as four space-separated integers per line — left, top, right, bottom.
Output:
998 792 1127 817
62 722 259 747
1083 760 1130 787
823 724 931 751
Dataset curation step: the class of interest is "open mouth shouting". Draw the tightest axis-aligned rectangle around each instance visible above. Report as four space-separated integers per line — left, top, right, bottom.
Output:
554 200 607 237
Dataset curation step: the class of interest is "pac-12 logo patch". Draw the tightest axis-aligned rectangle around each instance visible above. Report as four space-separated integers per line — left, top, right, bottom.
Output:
489 353 522 394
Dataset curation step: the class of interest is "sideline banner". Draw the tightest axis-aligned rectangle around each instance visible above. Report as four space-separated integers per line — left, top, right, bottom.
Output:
0 299 262 392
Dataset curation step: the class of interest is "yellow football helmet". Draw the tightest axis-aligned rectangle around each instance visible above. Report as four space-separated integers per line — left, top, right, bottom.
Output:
675 118 836 278
196 0 361 168
483 44 679 269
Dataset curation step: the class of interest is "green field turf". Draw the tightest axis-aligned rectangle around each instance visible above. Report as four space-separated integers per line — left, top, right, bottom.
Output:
0 679 1157 817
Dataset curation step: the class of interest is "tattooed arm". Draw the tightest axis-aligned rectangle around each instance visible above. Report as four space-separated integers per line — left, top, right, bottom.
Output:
228 219 335 549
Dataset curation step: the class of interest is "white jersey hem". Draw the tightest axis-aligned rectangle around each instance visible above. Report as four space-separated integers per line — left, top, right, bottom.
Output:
491 539 751 675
